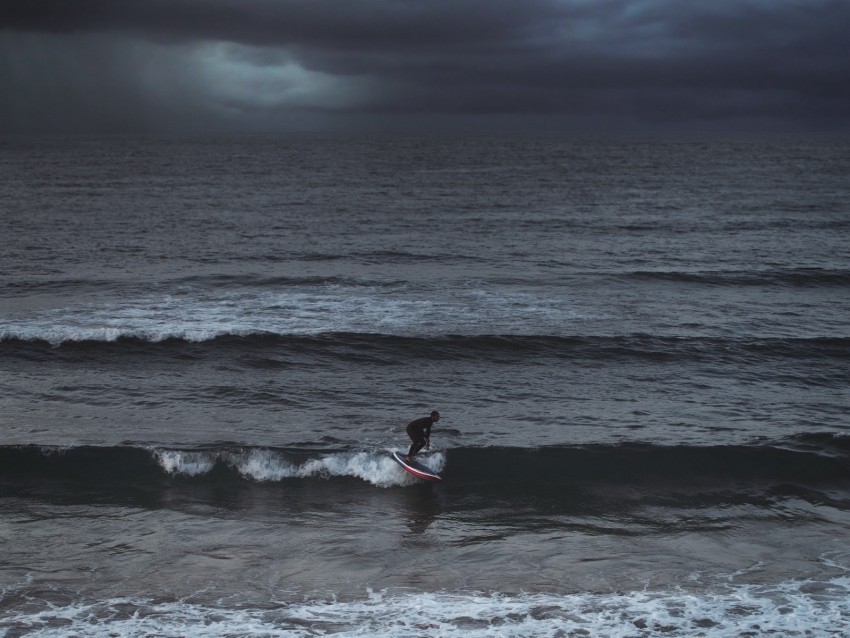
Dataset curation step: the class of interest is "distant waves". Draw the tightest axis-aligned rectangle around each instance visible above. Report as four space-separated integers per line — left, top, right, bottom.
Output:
3 331 849 368
628 267 850 287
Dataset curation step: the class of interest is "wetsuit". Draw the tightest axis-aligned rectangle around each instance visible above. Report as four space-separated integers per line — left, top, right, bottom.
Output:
406 416 433 458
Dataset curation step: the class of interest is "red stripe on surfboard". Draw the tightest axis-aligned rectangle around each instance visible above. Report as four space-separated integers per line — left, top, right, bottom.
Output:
404 466 441 481
393 452 442 481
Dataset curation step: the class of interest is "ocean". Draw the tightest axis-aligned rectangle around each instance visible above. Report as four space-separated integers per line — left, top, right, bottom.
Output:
1 134 849 636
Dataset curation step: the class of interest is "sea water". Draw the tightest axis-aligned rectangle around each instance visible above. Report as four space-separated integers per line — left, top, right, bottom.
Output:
1 135 849 636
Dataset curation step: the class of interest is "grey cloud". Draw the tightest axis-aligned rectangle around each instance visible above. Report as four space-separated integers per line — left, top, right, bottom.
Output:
1 0 848 133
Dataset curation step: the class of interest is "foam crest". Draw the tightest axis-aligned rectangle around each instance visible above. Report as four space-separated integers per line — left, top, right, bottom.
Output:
223 448 298 481
3 577 850 637
294 452 409 487
1 286 585 345
150 448 443 487
153 449 215 477
0 322 253 346
230 449 445 487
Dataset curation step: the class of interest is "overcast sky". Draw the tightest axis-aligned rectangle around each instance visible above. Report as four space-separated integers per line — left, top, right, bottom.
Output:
1 0 848 134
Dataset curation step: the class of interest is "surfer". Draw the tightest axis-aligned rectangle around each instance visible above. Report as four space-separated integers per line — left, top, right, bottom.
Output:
406 411 440 462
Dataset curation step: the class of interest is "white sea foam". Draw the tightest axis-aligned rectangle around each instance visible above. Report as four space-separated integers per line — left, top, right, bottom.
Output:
150 448 445 488
1 286 584 344
2 577 849 637
153 449 216 476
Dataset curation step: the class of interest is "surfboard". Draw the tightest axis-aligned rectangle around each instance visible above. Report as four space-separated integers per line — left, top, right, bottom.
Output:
391 451 442 482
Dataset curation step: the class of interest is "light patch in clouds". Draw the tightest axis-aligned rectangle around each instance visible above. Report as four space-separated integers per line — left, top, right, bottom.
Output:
200 43 373 114
0 33 373 133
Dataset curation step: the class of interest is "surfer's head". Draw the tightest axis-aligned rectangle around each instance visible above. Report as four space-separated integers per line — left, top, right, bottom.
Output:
430 410 440 422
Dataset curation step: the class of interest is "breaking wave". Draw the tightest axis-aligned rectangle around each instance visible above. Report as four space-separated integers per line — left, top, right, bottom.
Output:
2 575 850 637
2 435 848 493
0 445 443 489
2 332 848 365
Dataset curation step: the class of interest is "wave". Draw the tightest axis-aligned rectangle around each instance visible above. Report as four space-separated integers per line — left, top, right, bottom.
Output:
7 267 848 298
0 274 407 301
298 249 486 264
445 440 850 489
1 278 123 295
3 579 850 638
627 267 850 287
3 331 848 363
0 285 586 346
0 445 441 488
2 436 848 492
168 274 408 289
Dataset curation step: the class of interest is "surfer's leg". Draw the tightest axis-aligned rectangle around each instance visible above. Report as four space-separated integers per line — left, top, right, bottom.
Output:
407 437 425 461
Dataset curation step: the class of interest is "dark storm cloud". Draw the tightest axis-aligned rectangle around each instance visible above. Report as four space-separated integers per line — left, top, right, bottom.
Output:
1 0 848 133
2 0 550 49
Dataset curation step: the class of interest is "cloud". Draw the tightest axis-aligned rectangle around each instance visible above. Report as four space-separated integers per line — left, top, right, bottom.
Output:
1 0 848 133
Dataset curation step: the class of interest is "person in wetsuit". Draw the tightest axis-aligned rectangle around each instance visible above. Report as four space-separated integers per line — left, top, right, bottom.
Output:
406 411 440 462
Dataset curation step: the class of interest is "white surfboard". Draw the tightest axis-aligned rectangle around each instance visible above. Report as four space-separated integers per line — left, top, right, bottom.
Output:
391 451 442 482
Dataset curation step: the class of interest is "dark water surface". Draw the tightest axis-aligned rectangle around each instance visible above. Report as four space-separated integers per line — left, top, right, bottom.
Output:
1 135 849 636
